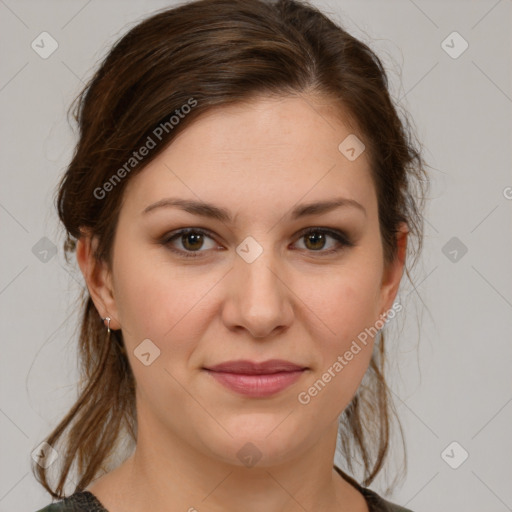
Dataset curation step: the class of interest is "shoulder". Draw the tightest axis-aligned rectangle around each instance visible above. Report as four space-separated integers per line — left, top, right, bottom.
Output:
333 465 414 512
362 486 415 512
34 490 108 512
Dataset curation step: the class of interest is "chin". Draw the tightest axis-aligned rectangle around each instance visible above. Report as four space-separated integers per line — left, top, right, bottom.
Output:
201 422 311 469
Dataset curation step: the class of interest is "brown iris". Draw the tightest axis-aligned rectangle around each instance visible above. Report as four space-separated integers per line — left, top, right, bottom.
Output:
303 231 326 251
181 232 205 251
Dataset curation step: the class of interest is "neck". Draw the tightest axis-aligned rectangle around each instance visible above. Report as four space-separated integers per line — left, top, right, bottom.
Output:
109 418 367 512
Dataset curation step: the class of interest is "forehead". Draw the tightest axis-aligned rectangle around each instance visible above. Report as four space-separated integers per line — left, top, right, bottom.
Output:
121 94 376 221
167 94 361 160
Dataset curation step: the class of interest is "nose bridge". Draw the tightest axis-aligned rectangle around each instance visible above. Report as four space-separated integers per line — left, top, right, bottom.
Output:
237 237 283 303
227 235 292 337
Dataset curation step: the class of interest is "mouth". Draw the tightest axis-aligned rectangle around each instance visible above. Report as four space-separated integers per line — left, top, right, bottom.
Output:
202 359 308 398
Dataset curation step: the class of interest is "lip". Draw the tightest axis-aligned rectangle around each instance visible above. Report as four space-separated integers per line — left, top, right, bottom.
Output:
203 359 308 398
204 369 306 397
204 359 307 374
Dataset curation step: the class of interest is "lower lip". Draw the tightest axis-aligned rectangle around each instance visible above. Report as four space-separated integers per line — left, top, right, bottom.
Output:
204 369 306 397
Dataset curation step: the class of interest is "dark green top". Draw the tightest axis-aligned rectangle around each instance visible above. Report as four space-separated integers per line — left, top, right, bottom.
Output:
35 466 413 512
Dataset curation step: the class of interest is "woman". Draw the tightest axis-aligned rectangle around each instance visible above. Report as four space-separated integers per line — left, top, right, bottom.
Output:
33 0 429 510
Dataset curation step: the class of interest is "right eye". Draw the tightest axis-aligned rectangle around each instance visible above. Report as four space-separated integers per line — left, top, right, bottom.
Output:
161 228 221 258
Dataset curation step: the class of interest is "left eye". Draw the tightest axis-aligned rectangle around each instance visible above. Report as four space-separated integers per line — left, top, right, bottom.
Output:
161 227 353 258
294 228 352 253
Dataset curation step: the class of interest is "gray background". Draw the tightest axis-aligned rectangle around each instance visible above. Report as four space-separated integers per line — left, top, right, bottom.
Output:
1 0 511 510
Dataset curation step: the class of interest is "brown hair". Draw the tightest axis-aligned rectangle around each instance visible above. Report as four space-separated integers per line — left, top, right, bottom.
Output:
32 0 429 499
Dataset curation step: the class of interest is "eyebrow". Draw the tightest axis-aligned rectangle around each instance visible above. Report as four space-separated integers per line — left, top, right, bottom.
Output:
141 196 366 221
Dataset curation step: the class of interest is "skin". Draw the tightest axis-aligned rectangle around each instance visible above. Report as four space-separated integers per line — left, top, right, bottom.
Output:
76 94 407 512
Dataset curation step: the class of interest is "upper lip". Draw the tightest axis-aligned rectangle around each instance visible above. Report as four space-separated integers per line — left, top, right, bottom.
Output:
204 359 307 375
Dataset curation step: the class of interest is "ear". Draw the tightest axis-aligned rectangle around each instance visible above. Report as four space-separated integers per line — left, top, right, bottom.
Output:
378 222 408 317
76 232 121 330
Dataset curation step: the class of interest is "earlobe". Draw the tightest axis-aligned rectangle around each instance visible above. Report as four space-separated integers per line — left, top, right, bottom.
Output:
76 234 121 330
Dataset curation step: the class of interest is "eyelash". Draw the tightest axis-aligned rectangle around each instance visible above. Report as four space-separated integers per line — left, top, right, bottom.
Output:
160 227 354 259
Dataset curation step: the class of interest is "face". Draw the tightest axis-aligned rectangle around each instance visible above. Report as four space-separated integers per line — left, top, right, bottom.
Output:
78 94 406 469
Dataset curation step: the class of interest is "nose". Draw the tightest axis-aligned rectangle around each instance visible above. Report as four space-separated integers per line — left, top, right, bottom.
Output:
221 248 294 339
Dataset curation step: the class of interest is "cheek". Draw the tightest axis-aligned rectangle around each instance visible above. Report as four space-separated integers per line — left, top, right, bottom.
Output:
292 257 382 401
295 270 380 414
112 242 221 353
297 260 382 344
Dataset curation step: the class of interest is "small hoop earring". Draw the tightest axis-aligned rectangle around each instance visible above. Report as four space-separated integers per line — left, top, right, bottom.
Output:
102 316 111 334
